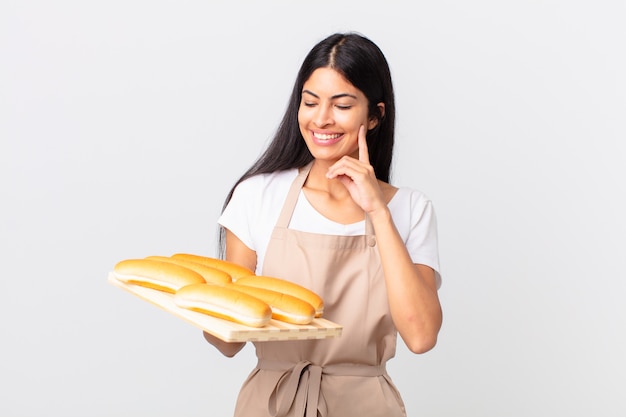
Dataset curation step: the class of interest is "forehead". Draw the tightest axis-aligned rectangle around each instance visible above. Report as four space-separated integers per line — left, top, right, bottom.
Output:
302 67 364 98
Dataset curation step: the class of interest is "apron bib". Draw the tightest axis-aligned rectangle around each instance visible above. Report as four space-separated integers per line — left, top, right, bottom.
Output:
233 163 406 417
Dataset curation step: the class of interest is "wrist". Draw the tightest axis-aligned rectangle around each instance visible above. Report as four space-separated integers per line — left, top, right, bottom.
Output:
367 205 392 224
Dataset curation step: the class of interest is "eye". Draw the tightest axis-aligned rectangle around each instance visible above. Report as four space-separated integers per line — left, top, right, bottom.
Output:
303 101 317 107
335 104 352 110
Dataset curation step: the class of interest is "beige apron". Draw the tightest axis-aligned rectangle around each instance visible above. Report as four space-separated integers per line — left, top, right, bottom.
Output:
233 163 406 417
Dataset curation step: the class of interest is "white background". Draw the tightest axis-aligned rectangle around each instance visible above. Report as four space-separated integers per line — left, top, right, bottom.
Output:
2 1 625 416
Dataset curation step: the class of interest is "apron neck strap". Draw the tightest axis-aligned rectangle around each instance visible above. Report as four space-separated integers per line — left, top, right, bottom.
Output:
275 162 313 228
275 161 375 236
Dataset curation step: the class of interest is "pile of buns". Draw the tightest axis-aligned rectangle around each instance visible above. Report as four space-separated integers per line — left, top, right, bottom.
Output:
113 253 323 328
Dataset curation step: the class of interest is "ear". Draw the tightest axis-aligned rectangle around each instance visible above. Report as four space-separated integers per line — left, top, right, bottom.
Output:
367 102 386 130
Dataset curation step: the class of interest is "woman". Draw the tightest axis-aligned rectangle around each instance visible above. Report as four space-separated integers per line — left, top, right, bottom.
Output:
207 32 443 417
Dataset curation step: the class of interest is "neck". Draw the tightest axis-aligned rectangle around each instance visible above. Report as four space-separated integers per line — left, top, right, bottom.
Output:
304 160 349 197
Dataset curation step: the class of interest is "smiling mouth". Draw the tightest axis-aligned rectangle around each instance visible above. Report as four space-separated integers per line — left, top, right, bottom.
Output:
313 132 342 141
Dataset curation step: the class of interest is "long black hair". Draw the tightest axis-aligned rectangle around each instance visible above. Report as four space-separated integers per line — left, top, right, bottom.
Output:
218 32 396 258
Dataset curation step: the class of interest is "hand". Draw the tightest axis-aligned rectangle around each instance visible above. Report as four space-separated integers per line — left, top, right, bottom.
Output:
203 331 246 357
325 125 387 215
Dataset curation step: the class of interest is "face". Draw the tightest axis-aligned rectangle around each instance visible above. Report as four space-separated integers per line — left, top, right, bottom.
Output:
298 67 381 162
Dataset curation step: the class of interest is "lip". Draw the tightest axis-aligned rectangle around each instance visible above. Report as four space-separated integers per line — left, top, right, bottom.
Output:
310 130 344 146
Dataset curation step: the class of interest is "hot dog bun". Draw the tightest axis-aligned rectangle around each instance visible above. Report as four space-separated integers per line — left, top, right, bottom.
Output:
235 276 324 317
223 283 315 325
113 258 205 293
171 253 254 280
145 256 232 285
174 283 271 328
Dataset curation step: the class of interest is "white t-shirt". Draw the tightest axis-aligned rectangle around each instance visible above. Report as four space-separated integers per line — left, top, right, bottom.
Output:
219 168 442 288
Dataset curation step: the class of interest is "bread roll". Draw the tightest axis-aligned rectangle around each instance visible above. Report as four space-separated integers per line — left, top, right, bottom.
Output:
113 259 205 293
223 283 315 325
145 255 232 285
235 276 324 317
174 283 271 328
171 253 254 280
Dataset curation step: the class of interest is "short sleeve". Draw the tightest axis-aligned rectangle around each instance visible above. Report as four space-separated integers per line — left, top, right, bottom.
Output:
218 178 258 251
217 170 298 274
393 189 442 289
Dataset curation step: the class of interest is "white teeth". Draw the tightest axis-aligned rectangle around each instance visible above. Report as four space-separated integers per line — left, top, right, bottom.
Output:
313 132 341 140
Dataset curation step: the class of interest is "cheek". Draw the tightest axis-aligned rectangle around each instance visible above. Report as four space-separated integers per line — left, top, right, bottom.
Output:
297 110 309 137
341 106 369 124
297 105 311 126
337 112 366 132
297 115 306 137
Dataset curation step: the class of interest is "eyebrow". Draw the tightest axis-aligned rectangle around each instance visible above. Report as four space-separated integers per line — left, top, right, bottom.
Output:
302 89 358 100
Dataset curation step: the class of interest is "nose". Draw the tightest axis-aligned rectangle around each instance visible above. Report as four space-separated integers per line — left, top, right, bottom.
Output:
313 104 333 127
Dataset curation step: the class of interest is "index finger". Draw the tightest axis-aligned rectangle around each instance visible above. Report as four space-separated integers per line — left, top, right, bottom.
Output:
358 125 369 164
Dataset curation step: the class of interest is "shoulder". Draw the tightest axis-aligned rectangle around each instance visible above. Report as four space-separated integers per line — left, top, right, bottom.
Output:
388 186 437 235
390 186 433 211
226 168 299 223
220 168 299 253
381 179 433 214
233 169 299 199
236 168 299 189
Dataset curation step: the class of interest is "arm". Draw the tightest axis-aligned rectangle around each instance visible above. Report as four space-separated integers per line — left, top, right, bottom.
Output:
202 228 258 357
368 208 442 353
326 126 443 353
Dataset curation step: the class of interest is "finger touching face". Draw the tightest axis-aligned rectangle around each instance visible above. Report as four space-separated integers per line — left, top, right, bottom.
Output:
358 125 370 164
